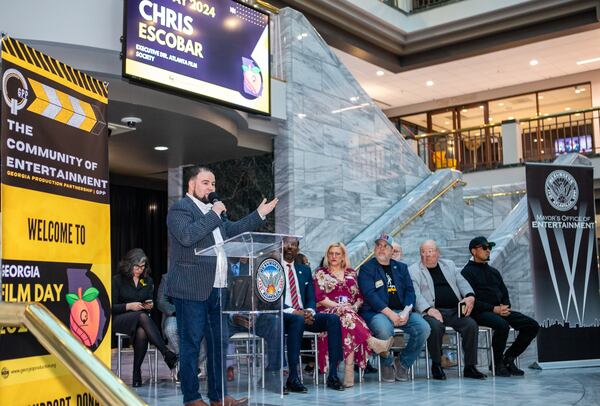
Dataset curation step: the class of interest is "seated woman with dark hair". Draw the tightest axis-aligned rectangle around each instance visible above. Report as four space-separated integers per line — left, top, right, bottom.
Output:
112 248 177 387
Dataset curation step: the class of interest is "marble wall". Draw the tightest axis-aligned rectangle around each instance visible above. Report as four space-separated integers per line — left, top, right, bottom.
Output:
346 169 464 268
274 8 430 265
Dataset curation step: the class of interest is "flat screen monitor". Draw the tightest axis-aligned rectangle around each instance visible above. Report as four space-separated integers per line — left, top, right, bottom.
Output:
123 0 270 115
554 134 593 155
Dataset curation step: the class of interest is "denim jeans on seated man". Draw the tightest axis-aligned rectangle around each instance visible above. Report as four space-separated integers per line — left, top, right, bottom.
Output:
164 316 207 371
367 311 430 369
358 235 431 381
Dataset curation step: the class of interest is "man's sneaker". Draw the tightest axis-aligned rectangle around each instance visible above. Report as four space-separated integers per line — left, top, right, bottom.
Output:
380 364 396 383
394 358 410 382
504 356 525 376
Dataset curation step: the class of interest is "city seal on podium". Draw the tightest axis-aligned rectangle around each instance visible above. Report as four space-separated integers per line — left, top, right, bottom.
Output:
256 258 285 303
545 169 579 211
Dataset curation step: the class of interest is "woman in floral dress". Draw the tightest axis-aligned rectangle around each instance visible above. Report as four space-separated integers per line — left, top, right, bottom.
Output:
314 242 392 387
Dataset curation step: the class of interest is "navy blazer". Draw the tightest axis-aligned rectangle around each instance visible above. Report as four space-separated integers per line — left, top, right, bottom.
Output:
285 262 316 310
358 257 416 323
166 195 264 301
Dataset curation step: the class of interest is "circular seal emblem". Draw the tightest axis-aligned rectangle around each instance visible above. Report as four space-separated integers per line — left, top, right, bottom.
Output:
256 258 285 303
544 169 579 211
1 367 9 379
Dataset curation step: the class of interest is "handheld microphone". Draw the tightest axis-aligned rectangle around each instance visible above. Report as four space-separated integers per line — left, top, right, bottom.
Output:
207 192 228 221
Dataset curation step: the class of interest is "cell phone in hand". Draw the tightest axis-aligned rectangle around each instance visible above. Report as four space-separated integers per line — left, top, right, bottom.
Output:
458 301 466 317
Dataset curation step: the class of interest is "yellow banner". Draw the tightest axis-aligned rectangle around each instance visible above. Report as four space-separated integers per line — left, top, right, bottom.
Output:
1 36 111 405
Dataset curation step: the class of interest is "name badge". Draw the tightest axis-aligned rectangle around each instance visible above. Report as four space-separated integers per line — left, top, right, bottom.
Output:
375 280 384 288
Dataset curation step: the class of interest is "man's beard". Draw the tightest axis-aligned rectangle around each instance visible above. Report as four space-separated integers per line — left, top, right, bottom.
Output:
193 191 210 204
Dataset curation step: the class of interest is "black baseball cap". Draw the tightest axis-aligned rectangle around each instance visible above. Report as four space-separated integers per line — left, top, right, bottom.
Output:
468 236 496 251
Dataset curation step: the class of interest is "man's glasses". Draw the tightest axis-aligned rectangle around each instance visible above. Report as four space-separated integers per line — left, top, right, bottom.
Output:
478 245 492 251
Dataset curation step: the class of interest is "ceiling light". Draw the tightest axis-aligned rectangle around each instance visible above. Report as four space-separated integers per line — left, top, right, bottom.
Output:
498 103 504 107
489 117 493 121
376 70 385 76
576 57 600 65
575 89 581 94
297 113 306 118
154 146 168 151
538 95 544 99
426 80 434 86
544 113 549 116
461 109 468 113
445 121 450 125
575 113 581 117
529 59 539 66
565 107 571 111
479 105 484 109
508 116 514 120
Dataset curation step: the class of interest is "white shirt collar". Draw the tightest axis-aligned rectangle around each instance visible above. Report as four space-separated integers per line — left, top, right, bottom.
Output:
187 193 212 212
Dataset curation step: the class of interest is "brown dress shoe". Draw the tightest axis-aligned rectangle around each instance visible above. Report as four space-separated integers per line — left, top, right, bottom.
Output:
210 396 248 406
185 400 209 406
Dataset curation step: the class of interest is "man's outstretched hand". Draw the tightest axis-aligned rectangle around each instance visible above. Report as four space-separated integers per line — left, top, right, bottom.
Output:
257 197 279 217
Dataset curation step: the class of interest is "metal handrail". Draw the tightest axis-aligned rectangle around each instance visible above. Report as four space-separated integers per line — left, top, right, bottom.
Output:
414 121 502 139
463 189 526 205
355 177 466 269
0 302 147 406
413 106 600 140
520 106 600 123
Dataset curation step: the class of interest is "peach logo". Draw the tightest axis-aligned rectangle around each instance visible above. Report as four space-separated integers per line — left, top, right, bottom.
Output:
66 287 100 347
241 57 263 98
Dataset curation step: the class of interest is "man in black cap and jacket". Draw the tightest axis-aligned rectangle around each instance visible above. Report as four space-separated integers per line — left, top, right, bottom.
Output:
461 236 539 377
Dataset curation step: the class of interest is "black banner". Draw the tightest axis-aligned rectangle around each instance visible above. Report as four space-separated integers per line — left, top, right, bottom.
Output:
526 163 600 364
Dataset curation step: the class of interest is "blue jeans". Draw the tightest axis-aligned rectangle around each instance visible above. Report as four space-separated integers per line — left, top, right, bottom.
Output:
173 288 226 404
367 312 430 368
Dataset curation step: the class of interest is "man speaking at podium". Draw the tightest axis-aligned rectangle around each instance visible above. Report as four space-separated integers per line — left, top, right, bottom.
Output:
166 166 278 406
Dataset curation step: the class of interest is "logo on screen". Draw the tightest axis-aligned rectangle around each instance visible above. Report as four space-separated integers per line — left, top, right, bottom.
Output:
2 68 28 115
545 170 578 211
241 57 263 98
256 258 284 303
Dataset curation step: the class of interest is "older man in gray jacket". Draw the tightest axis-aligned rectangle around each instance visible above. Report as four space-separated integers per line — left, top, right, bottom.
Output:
408 240 486 380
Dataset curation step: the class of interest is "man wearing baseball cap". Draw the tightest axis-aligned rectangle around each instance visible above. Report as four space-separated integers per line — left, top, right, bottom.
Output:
461 236 539 377
358 233 430 383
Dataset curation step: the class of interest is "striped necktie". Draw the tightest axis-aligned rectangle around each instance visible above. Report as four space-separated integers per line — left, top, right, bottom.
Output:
287 264 300 310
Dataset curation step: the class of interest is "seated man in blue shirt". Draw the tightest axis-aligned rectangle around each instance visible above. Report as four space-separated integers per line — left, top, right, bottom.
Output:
358 233 430 383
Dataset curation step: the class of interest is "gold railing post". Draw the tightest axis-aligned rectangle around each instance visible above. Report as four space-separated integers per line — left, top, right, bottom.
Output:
0 302 147 406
